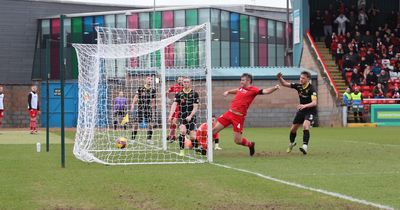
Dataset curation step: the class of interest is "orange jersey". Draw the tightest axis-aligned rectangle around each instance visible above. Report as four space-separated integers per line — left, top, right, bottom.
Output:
196 122 219 150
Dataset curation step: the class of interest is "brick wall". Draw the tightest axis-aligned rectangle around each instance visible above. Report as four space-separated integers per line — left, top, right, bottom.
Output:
1 85 40 128
300 40 342 127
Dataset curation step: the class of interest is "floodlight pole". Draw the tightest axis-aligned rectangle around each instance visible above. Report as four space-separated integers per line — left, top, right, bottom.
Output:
60 14 66 168
46 39 50 152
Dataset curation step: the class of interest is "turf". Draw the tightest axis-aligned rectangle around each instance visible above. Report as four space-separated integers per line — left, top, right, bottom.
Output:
0 127 398 209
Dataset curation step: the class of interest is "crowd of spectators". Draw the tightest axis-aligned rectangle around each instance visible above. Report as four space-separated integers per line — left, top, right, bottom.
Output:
310 1 400 100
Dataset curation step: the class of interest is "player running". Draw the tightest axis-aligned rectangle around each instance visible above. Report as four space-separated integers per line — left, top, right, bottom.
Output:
277 71 317 155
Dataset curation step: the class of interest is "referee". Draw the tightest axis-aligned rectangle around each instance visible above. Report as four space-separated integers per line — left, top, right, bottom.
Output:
277 71 317 155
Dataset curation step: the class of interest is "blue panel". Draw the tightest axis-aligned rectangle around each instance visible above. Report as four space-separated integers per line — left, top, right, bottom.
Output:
83 16 94 44
230 13 239 41
94 16 104 27
97 59 108 128
40 81 78 127
230 42 240 67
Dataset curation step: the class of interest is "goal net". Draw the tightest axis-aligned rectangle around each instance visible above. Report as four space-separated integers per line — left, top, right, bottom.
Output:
72 23 212 165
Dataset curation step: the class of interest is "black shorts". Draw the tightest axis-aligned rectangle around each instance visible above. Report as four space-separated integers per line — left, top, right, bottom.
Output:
293 109 317 125
114 111 126 118
178 116 197 131
134 111 153 123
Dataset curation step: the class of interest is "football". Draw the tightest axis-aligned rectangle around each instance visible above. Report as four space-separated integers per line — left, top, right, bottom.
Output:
184 137 193 149
116 137 127 149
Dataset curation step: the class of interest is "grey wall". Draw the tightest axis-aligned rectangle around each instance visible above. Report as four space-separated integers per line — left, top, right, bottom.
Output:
0 0 137 85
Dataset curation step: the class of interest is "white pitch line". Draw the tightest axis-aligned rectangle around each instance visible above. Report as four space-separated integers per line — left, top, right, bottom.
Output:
344 140 400 147
212 163 394 210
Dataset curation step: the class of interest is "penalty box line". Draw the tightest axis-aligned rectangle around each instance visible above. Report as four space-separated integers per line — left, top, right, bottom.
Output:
212 163 394 210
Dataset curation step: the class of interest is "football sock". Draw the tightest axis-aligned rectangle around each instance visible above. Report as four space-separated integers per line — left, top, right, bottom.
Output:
147 130 153 140
132 130 138 140
290 132 296 143
241 137 252 147
179 134 185 149
169 124 176 137
303 130 310 145
113 120 117 130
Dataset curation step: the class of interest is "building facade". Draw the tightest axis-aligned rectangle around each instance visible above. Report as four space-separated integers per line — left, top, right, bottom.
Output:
32 6 292 81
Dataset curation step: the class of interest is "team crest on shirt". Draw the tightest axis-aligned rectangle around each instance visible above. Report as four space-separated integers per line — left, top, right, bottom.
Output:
239 88 247 93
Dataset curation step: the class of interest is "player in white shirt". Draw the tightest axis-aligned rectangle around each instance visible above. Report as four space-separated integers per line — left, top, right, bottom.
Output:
28 85 40 134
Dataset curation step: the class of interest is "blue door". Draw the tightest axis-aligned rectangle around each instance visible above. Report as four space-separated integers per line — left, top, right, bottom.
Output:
41 81 78 127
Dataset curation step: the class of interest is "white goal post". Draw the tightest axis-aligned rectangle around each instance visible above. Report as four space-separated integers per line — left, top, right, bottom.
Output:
72 23 213 165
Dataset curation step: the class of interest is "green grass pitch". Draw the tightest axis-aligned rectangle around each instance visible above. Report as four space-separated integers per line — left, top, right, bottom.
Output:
0 127 398 209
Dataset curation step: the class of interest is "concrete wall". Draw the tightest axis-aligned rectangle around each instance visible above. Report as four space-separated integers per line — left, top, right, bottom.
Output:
0 0 136 85
3 79 317 128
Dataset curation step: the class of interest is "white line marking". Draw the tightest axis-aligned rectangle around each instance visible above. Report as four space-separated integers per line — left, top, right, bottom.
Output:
212 163 394 210
344 140 400 147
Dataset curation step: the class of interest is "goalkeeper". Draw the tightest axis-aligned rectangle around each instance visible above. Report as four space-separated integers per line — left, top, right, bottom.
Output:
131 76 156 144
113 91 128 130
195 115 221 155
168 77 199 156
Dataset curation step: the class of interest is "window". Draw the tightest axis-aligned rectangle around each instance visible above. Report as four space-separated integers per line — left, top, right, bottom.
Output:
139 13 150 29
220 11 230 41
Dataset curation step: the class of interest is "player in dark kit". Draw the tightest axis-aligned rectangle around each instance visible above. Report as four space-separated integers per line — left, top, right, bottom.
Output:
212 73 280 156
131 76 156 144
168 77 199 157
277 71 317 155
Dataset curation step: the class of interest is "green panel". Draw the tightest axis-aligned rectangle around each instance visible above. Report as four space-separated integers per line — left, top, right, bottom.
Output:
371 104 400 126
150 11 162 29
71 17 82 79
150 12 162 67
240 15 249 42
186 40 199 67
240 43 250 67
186 9 198 67
185 9 198 26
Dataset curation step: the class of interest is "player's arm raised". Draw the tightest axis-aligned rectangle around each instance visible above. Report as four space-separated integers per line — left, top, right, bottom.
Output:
223 88 238 96
277 72 291 88
261 84 280 94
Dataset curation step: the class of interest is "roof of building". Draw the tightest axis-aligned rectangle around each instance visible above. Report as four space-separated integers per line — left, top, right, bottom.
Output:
39 3 290 22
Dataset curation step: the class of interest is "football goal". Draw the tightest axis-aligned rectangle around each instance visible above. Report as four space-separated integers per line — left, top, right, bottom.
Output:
72 23 212 165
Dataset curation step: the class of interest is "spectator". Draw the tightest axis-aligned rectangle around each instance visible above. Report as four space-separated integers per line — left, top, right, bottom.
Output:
350 68 362 86
342 55 354 76
371 62 382 75
350 86 364 123
343 87 352 107
365 67 378 86
312 10 324 41
334 13 350 36
391 85 400 99
342 56 354 77
378 69 390 91
348 11 357 30
358 56 368 71
372 83 386 98
364 48 375 65
358 9 368 33
354 31 362 43
362 30 374 46
323 10 333 37
336 43 345 67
